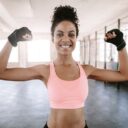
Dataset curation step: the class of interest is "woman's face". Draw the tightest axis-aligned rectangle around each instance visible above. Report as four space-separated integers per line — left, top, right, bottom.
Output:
53 21 77 56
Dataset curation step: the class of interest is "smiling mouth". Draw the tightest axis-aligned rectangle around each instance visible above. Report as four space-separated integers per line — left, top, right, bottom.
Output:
59 44 72 48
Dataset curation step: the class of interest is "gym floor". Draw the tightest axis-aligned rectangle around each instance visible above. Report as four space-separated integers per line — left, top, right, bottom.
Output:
0 79 128 128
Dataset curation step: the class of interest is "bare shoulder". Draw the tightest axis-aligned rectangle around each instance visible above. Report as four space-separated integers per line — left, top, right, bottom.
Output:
30 63 50 81
81 64 96 77
33 63 50 71
81 64 128 81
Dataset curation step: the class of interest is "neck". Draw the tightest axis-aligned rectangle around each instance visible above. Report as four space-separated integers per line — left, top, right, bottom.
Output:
54 54 75 65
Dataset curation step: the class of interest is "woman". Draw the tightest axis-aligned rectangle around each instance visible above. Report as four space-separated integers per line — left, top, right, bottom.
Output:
0 5 128 128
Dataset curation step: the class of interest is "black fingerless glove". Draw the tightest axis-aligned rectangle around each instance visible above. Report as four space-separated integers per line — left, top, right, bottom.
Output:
8 27 32 47
105 29 126 51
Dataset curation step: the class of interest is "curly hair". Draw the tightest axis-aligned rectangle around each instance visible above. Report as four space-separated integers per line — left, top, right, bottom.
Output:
51 5 79 37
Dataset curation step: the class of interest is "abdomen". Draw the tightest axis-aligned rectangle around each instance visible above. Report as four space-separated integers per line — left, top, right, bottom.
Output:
48 107 85 128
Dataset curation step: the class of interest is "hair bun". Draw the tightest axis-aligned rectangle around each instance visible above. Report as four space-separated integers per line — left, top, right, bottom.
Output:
52 5 79 24
51 5 79 37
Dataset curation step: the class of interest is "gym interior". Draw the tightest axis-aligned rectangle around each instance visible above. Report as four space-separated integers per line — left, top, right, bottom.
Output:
0 0 128 128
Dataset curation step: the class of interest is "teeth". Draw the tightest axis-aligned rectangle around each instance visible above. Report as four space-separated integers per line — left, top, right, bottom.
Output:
61 45 70 48
60 44 72 48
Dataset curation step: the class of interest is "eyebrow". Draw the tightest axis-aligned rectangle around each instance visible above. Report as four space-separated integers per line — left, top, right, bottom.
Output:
56 30 75 33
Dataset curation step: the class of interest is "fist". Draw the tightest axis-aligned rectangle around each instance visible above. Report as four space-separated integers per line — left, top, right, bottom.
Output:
8 27 32 47
104 29 126 51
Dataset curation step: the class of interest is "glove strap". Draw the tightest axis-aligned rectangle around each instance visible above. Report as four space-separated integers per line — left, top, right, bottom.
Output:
8 30 18 47
117 40 126 51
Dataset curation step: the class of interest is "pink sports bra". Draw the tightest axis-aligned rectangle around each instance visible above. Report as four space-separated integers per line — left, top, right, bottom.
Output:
47 62 88 109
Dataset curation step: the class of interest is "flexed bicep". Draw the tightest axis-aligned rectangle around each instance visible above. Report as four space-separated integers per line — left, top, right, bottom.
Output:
83 65 128 82
0 65 42 81
88 67 128 82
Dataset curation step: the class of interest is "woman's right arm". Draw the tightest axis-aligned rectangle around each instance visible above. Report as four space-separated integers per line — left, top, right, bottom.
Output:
0 27 47 81
0 41 44 81
0 65 45 81
0 42 12 73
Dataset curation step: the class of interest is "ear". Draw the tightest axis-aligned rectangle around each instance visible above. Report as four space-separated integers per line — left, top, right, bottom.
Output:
52 37 54 43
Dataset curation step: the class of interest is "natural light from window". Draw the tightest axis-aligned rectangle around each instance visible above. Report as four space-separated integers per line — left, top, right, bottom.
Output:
0 39 18 62
73 41 80 61
27 39 51 62
0 39 80 63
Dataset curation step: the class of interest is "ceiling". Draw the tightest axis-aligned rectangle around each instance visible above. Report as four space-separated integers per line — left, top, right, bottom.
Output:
0 0 128 39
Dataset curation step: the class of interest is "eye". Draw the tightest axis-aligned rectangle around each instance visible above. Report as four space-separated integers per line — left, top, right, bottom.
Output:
69 33 75 37
56 33 63 37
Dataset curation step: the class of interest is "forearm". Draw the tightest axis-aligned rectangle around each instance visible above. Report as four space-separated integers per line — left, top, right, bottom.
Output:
0 41 12 73
118 47 128 78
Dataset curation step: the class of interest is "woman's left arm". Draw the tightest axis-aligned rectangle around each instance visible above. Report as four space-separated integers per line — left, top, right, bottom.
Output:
118 47 128 77
86 29 128 82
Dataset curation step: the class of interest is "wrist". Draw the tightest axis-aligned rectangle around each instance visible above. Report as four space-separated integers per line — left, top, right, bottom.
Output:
8 38 17 47
117 40 126 51
8 31 18 47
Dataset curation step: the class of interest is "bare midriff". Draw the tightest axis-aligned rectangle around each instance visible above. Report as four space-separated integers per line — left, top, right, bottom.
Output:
47 107 86 128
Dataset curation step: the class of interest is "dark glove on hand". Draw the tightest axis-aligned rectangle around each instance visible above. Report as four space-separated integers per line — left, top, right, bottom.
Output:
8 27 32 47
105 29 126 51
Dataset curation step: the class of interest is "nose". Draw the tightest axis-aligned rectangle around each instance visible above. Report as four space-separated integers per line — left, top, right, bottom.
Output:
62 34 70 42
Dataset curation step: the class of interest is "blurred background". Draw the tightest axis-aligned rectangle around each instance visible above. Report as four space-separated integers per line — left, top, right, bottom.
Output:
0 0 128 128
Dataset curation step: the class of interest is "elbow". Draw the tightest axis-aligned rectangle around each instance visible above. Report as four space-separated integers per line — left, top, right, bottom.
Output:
0 74 3 80
124 71 128 80
0 69 4 74
0 71 4 79
123 74 128 81
120 71 128 80
0 68 6 74
125 76 128 81
0 68 7 79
